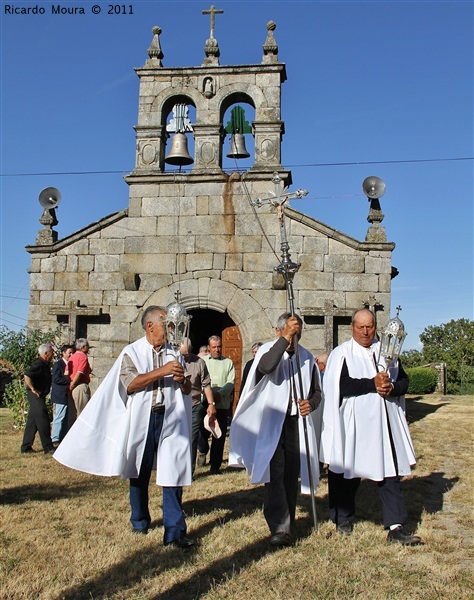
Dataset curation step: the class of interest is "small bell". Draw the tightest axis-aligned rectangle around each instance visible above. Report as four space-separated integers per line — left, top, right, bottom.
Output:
165 132 194 166
226 132 250 159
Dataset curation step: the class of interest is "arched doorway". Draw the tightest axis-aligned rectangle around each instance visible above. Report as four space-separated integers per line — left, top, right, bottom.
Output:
188 308 243 411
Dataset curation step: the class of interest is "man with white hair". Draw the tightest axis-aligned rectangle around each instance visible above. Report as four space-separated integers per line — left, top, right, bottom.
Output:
55 306 195 547
21 343 55 454
229 313 321 547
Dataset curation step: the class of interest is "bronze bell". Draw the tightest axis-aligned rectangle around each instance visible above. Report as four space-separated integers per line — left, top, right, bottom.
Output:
165 132 194 166
226 133 250 159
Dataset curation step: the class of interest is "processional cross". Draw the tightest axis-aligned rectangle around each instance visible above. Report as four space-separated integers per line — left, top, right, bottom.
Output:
252 173 320 532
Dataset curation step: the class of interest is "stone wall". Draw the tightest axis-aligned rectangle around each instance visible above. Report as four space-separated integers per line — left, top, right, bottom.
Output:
27 172 394 388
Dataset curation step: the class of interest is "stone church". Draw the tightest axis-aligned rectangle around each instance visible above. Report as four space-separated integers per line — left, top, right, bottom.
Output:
26 13 396 400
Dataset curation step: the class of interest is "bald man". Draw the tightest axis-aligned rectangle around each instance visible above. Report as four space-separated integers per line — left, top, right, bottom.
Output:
320 309 421 546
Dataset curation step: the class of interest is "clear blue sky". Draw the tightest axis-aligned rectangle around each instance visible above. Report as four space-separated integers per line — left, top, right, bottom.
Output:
1 0 472 350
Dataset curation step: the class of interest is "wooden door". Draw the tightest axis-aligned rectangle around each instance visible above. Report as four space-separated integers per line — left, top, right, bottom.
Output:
221 324 242 414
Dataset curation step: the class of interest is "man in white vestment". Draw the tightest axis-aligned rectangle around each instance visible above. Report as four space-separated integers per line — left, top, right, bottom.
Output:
320 308 422 545
54 306 194 548
229 313 321 548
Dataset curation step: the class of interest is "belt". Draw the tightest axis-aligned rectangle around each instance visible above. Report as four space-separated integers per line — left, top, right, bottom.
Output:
151 404 165 415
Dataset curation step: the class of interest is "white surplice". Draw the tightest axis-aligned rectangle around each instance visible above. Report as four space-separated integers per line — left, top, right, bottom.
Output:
320 338 416 481
54 337 192 487
228 340 320 494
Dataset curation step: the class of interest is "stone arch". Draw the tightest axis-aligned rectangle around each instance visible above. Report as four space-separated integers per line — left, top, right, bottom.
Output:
132 278 274 357
216 85 267 122
149 90 199 125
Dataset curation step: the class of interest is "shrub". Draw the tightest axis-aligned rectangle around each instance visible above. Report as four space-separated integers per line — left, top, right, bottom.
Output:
0 326 61 429
4 379 29 429
406 367 438 395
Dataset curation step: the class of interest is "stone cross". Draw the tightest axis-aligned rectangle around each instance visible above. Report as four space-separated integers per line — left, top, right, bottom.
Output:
322 300 354 352
202 5 223 39
48 299 103 343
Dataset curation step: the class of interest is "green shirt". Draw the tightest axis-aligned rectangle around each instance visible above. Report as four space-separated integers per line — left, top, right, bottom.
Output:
202 355 235 409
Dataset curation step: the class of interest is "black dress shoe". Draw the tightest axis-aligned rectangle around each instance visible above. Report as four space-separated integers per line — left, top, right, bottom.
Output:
132 528 148 535
336 520 354 536
270 532 291 547
44 448 55 455
168 536 195 548
387 526 422 546
21 448 34 454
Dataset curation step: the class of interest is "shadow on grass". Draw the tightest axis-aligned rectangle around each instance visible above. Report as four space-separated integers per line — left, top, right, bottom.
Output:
53 468 460 600
56 472 460 599
54 484 326 600
405 397 449 424
0 479 114 505
346 471 459 532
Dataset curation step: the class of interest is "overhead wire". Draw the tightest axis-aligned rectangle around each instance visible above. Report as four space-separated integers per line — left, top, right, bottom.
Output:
0 156 471 178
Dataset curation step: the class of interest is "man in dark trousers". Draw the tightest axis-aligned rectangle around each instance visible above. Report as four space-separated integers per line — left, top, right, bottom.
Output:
229 314 321 547
51 344 74 445
21 343 56 454
320 308 422 545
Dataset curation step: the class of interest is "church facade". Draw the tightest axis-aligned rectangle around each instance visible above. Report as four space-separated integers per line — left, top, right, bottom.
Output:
26 17 395 396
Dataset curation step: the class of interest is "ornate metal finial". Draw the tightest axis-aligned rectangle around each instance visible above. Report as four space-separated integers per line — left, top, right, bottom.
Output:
165 297 192 360
147 26 164 66
396 305 402 316
262 21 278 64
378 311 407 369
202 5 223 66
253 172 308 286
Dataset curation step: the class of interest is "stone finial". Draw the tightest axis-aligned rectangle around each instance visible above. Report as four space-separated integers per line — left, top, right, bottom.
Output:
202 5 223 66
203 37 220 66
262 21 278 64
147 26 164 66
36 208 58 245
365 197 387 242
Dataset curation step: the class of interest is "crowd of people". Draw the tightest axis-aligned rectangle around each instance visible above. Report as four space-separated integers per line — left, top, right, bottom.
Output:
21 338 92 455
22 307 422 549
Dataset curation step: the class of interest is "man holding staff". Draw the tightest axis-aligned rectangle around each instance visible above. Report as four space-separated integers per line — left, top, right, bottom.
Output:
229 312 321 547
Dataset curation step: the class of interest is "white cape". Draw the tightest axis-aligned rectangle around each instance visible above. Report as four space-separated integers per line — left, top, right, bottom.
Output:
320 338 416 481
54 337 192 486
228 340 320 494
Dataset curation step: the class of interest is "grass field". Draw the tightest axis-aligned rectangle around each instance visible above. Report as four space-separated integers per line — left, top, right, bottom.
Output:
0 394 472 599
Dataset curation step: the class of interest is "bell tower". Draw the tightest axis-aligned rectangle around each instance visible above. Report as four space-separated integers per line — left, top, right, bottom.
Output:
126 14 288 182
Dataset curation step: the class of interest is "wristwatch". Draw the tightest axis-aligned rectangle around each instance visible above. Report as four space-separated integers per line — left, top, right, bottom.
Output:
209 401 216 406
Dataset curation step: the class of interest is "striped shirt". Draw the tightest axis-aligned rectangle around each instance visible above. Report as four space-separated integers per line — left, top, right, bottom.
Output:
120 347 165 409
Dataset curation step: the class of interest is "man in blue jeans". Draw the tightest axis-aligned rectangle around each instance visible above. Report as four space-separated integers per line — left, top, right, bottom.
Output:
51 344 74 445
55 306 194 548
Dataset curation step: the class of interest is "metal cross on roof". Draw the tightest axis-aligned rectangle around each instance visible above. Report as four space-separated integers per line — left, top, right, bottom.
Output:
202 5 224 39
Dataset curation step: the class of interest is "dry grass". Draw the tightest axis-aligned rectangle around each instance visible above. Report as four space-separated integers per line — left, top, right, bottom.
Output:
0 395 473 599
